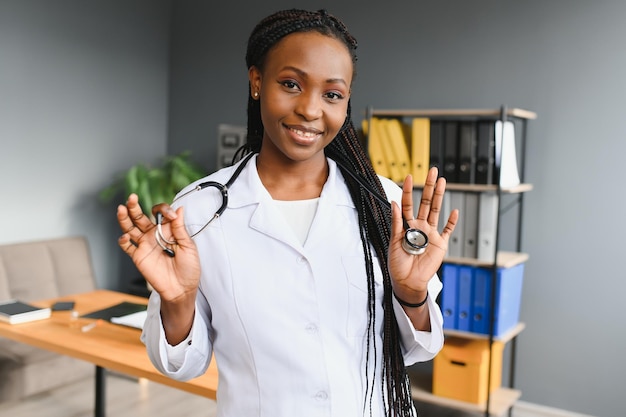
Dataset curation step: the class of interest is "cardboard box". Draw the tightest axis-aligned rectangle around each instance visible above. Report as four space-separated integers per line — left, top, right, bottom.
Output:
433 337 504 404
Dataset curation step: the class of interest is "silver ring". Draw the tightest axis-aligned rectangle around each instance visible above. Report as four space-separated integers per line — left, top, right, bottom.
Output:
402 228 428 256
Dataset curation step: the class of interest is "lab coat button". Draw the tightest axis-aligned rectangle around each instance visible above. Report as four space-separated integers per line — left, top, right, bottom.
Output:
314 391 328 401
305 323 318 333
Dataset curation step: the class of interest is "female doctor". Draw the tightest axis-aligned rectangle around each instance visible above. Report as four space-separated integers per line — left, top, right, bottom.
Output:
116 8 457 417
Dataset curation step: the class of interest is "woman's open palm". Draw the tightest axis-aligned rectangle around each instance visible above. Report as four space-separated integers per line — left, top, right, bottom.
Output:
388 168 458 301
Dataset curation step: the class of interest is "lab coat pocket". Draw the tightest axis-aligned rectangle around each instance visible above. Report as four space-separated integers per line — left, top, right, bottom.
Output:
343 255 384 338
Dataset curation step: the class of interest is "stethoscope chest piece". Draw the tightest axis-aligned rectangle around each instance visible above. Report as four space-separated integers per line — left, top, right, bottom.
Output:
402 228 428 256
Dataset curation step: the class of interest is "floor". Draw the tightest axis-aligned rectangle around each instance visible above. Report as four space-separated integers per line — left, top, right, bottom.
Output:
0 371 217 417
0 371 543 417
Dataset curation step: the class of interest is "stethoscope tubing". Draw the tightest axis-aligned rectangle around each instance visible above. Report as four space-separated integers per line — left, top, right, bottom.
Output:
155 152 427 256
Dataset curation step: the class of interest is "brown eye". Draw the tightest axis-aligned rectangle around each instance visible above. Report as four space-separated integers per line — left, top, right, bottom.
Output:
324 91 344 101
281 80 300 91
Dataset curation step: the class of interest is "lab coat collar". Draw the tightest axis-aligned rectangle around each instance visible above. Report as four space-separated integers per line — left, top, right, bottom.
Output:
226 154 355 210
226 154 355 250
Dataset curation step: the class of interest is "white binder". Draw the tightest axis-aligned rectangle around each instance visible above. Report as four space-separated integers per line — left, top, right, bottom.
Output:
462 192 479 258
495 120 520 188
477 192 499 263
447 191 465 258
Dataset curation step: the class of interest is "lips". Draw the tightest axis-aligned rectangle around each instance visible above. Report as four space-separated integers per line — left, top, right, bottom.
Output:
286 125 323 144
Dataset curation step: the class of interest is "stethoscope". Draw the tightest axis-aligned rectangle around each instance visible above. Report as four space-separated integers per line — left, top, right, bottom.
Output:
155 152 428 257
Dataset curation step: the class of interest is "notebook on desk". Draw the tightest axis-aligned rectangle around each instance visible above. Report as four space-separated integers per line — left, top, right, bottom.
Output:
0 299 51 324
81 301 146 320
81 301 147 329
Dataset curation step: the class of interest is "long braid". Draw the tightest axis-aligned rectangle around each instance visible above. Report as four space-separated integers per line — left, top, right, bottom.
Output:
327 105 415 416
242 9 415 416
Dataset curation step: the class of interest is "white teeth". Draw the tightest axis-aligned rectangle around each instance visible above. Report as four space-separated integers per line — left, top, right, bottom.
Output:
290 127 319 138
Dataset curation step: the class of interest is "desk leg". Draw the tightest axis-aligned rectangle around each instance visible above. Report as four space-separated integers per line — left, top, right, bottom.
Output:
95 366 106 417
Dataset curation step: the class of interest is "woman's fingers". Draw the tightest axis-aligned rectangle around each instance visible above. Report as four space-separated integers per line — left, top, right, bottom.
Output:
416 167 438 223
391 201 405 246
117 228 139 255
427 176 446 228
117 194 161 256
117 204 143 255
441 209 459 242
400 167 456 248
168 206 193 250
152 202 178 222
124 194 156 233
117 203 142 239
401 175 415 222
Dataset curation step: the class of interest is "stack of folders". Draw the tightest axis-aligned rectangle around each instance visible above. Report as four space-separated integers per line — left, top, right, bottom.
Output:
429 118 520 187
365 117 429 185
439 262 525 337
366 116 520 188
445 191 499 262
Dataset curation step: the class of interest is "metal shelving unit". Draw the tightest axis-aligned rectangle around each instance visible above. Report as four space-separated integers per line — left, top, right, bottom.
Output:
365 105 536 416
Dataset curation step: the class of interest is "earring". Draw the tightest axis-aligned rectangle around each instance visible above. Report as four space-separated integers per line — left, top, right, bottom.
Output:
253 92 259 98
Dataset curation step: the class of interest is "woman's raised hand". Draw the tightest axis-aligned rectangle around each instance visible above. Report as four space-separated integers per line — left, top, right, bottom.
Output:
116 194 201 302
388 167 458 305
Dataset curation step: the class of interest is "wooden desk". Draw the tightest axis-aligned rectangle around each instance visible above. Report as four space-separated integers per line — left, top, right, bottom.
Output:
0 289 218 416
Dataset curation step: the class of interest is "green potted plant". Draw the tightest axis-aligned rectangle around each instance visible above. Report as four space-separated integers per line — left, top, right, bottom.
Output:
99 151 208 219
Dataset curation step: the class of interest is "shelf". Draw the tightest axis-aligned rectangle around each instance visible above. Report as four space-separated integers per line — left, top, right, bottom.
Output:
367 107 537 120
444 251 529 269
408 366 522 416
369 105 533 417
445 183 533 193
412 182 533 193
444 322 526 344
406 323 525 416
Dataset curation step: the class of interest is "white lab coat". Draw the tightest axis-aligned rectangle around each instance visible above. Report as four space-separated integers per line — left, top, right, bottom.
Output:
142 155 444 417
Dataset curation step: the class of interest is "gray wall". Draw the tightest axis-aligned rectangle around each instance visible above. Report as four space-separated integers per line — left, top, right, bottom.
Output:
1 1 623 416
0 0 171 289
168 1 625 417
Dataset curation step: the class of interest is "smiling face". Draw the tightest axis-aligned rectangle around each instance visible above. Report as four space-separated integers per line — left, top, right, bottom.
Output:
249 31 353 168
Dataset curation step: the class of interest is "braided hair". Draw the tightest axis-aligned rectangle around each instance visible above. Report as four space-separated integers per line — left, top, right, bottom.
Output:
240 9 415 416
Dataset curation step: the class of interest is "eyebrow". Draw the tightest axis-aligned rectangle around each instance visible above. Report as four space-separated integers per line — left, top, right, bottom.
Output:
282 66 349 87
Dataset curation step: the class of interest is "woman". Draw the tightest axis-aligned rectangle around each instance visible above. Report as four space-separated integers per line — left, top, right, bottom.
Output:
117 8 457 417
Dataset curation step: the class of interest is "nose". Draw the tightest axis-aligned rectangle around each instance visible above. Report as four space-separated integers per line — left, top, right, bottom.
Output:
295 91 323 121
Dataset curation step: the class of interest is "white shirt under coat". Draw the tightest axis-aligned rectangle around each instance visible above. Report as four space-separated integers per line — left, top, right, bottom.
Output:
141 155 444 417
